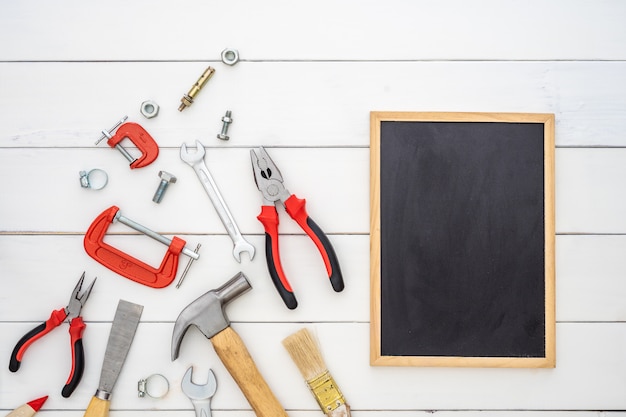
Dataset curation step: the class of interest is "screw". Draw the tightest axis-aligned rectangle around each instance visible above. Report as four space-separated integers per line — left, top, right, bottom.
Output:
152 171 177 203
217 110 233 140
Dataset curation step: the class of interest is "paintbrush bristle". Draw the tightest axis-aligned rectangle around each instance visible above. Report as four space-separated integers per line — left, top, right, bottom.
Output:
282 328 327 381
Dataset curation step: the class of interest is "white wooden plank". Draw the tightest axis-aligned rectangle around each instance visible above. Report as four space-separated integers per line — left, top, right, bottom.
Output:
0 0 625 61
1 323 624 411
1 62 625 147
0 234 369 323
556 149 626 234
557 235 626 322
2 147 626 234
15 413 626 417
3 233 626 324
0 147 369 233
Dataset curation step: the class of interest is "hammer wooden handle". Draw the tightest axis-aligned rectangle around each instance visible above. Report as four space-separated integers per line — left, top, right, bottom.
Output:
211 326 289 417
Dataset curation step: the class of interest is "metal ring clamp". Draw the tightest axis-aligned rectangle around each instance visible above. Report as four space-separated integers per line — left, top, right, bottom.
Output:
79 169 108 190
138 373 170 398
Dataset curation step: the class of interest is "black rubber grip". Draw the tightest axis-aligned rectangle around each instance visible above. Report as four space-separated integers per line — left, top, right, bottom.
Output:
9 322 46 372
265 232 298 309
306 217 345 292
62 338 84 398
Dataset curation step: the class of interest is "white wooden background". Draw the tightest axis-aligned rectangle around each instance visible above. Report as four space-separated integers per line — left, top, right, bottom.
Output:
1 1 625 416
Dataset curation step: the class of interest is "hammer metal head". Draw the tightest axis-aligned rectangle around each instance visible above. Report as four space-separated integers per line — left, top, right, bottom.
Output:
171 272 252 361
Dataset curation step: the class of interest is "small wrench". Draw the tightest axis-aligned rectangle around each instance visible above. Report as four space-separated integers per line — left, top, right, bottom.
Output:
180 140 255 262
181 367 217 417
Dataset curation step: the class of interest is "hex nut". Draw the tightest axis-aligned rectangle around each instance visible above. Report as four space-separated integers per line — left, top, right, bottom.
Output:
140 100 160 119
221 48 240 66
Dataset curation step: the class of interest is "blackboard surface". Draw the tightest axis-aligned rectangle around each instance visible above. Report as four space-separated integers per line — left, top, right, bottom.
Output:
370 112 555 367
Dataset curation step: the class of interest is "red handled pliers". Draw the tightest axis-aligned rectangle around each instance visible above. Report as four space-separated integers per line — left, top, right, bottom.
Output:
9 272 96 398
250 147 344 309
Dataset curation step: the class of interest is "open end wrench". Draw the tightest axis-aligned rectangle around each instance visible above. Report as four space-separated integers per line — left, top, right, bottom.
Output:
182 367 217 417
180 141 255 262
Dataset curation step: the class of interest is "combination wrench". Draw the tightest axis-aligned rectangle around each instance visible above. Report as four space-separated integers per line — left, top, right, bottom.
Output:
181 367 217 417
180 141 255 262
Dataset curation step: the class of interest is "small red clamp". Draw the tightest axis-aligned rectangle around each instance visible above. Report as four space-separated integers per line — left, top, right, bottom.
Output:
96 116 159 169
84 206 200 288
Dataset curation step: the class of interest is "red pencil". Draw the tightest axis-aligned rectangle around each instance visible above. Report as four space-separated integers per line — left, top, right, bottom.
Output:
5 396 48 417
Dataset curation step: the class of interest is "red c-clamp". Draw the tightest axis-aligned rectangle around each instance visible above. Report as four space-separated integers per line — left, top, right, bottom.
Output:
84 206 200 288
96 116 159 169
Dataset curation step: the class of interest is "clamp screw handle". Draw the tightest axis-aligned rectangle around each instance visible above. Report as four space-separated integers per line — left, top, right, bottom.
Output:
95 116 128 145
217 110 233 140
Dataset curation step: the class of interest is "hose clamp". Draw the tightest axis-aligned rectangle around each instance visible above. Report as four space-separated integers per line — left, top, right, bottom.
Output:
138 374 170 399
79 169 108 190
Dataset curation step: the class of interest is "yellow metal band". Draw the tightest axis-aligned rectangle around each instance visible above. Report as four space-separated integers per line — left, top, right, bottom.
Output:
307 371 346 412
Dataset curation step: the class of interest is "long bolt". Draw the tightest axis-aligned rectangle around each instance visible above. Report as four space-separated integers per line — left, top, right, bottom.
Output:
179 66 215 111
217 110 233 140
153 171 177 203
114 212 200 260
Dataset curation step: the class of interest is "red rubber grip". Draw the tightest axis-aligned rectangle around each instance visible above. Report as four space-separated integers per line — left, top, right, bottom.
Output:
63 317 86 397
257 205 297 309
10 308 67 370
284 195 344 292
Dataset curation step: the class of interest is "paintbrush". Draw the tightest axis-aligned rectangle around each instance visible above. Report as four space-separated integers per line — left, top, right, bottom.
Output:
282 328 351 417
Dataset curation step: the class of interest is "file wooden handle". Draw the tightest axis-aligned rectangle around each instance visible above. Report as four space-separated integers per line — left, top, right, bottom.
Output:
83 396 110 417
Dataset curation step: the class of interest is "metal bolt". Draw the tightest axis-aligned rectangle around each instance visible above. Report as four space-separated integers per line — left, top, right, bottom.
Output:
217 110 233 140
152 171 177 203
178 66 215 111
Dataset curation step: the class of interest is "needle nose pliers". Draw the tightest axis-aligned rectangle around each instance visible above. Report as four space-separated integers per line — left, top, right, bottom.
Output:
9 272 96 398
250 147 344 309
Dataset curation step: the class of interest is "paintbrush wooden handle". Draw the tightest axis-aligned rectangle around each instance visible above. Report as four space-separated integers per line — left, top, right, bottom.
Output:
211 326 289 417
83 396 109 417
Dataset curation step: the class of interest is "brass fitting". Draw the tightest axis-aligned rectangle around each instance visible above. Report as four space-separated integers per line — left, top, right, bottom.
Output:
178 66 215 111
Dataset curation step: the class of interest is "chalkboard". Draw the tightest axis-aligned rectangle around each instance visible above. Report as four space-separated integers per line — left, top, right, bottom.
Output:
370 112 555 367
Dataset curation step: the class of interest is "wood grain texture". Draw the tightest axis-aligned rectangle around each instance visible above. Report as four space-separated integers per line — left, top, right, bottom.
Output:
211 326 288 417
1 0 625 61
1 62 626 148
82 397 109 417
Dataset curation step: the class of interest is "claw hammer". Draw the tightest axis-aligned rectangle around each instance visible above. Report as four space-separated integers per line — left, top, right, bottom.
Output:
171 272 288 417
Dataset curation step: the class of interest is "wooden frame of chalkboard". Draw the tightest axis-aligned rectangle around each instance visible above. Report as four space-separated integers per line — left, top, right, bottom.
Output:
370 112 555 368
